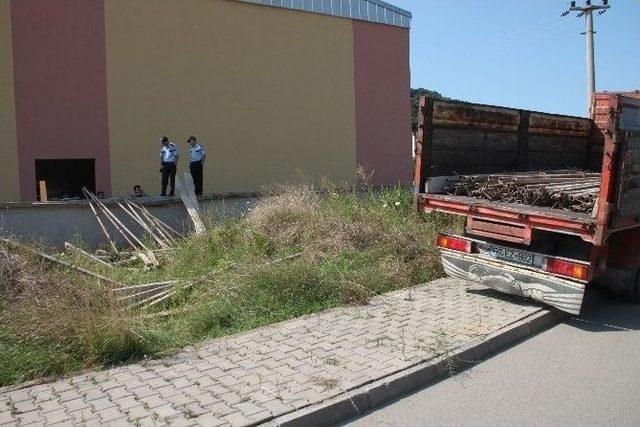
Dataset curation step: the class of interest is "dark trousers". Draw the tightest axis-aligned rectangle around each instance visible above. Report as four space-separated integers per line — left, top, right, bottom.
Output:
190 161 203 195
161 162 176 196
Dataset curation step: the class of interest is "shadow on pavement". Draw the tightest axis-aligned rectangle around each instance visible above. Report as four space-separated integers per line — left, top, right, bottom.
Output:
567 286 640 332
468 285 640 332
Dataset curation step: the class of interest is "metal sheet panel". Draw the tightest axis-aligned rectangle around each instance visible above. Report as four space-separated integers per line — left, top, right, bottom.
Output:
237 0 411 28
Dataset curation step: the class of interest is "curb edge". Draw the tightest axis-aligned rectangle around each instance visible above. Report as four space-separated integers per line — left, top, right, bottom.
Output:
268 308 567 427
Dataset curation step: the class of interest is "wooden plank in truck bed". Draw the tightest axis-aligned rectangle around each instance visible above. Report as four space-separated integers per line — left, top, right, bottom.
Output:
432 101 520 130
417 99 596 187
529 113 591 137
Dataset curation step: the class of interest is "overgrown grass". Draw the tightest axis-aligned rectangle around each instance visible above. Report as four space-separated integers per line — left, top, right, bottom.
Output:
0 185 460 386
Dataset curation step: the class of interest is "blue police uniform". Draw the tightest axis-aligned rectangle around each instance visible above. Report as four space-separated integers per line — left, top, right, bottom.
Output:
159 142 178 196
189 143 206 195
189 143 205 163
160 143 178 163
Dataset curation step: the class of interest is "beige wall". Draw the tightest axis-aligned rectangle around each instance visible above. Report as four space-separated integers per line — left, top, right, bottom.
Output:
0 0 20 201
105 0 357 196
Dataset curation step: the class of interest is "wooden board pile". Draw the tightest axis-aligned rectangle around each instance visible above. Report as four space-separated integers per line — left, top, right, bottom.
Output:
76 175 207 309
2 178 209 312
1 237 193 311
80 173 206 269
445 171 601 214
83 188 184 267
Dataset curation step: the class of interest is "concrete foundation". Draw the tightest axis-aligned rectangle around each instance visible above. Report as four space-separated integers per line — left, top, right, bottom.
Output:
0 195 258 250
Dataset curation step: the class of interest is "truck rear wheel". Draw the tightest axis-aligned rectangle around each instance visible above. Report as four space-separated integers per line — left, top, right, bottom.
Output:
635 270 640 303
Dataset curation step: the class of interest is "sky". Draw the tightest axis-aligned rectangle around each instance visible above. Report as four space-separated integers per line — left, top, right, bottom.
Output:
390 0 639 117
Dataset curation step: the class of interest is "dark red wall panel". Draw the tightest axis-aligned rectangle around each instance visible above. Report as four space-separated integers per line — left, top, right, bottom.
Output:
353 21 411 186
11 0 111 200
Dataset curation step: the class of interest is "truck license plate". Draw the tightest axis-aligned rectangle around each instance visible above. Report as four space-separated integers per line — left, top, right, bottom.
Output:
477 243 534 266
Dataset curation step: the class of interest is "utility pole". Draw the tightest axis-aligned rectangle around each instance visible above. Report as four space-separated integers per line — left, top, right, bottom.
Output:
562 1 611 113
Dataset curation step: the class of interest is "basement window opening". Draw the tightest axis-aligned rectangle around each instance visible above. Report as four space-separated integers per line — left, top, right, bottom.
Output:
35 159 96 200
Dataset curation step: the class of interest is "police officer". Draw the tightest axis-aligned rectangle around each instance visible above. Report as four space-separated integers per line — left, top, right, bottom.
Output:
159 136 178 196
188 136 206 196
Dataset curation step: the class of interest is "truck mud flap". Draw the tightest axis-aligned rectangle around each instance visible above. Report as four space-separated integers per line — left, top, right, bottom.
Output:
441 250 585 315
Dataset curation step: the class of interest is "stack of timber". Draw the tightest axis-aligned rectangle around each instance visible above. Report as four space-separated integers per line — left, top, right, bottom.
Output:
82 188 184 267
2 233 191 311
445 171 601 214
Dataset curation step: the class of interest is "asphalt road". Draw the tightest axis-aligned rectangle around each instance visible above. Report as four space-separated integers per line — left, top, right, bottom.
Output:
345 289 640 427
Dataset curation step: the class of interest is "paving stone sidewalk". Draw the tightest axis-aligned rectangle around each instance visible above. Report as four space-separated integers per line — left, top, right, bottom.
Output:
0 278 542 426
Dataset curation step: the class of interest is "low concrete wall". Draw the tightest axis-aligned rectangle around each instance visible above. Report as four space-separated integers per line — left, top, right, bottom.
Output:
0 195 258 250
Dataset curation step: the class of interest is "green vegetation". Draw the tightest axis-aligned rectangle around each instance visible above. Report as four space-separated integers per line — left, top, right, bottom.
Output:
0 185 459 386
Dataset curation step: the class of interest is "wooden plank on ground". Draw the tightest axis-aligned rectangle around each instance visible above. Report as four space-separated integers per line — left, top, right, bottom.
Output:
175 176 206 235
0 238 122 287
86 198 119 253
64 242 114 269
127 197 184 239
183 172 200 211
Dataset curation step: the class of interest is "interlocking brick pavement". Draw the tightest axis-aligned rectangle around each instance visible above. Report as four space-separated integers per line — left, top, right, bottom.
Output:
0 278 542 426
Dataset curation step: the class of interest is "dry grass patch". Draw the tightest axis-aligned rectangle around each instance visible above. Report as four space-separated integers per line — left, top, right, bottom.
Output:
247 184 319 246
0 248 160 385
0 185 460 386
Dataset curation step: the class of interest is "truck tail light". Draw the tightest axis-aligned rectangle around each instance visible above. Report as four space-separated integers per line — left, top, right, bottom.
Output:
437 235 472 253
545 258 591 281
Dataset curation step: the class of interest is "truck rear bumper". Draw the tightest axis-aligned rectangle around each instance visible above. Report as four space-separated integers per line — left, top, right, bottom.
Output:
441 250 585 315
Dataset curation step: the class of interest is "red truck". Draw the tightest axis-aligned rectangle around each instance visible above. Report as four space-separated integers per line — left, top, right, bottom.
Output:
415 91 640 314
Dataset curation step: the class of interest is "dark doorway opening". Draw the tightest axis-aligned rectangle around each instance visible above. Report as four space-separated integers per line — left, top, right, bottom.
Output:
35 159 96 200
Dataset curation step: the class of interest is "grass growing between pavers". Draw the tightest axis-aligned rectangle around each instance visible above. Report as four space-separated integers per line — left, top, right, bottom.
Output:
0 185 460 386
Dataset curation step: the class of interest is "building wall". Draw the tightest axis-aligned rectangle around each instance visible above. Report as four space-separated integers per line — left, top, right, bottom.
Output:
105 0 357 196
0 0 19 201
0 0 410 202
353 20 411 186
10 0 111 200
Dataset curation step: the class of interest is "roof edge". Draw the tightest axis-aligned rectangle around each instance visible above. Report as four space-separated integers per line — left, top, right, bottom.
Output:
367 0 411 18
237 0 412 28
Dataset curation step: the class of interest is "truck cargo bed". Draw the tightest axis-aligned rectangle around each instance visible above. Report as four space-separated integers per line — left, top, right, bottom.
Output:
414 98 603 244
418 192 597 245
422 193 595 224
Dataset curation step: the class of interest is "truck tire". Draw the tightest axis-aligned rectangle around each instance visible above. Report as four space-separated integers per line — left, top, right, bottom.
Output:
635 269 640 304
